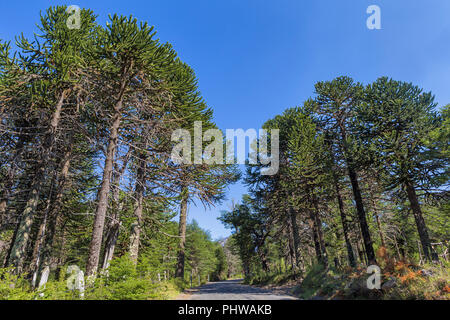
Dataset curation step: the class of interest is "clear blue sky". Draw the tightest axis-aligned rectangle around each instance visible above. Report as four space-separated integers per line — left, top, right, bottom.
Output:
2 1 450 240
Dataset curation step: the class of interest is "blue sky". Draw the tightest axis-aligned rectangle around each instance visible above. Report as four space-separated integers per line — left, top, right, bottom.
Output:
2 1 450 239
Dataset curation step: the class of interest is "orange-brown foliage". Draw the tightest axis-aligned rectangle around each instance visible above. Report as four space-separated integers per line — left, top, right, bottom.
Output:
394 261 413 274
399 270 420 284
376 247 396 274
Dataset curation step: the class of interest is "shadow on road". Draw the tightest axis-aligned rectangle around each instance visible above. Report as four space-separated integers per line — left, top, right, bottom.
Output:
182 279 297 300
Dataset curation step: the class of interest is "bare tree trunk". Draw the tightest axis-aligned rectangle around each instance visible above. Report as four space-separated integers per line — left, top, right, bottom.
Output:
129 150 147 265
86 70 129 277
175 190 188 278
345 164 376 264
289 208 301 268
311 193 328 266
7 90 69 273
333 178 356 267
35 146 72 283
86 110 121 277
355 240 364 264
339 126 376 265
325 135 356 267
3 215 20 268
31 197 51 288
0 135 26 228
369 181 386 249
0 166 16 227
404 178 438 262
285 223 295 271
102 220 120 270
101 149 131 270
393 235 401 261
375 214 386 248
283 250 289 273
260 249 270 272
308 209 324 266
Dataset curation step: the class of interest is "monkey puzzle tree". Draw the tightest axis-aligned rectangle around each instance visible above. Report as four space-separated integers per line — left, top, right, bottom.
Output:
0 39 23 228
5 6 98 273
360 77 448 262
256 108 330 267
85 14 175 277
309 76 377 264
283 109 330 266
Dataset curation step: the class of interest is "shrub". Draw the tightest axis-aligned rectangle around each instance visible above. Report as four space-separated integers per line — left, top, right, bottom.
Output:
0 268 34 300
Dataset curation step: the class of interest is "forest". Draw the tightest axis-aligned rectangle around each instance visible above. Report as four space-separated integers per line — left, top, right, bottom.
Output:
0 6 448 300
220 77 449 299
0 6 240 299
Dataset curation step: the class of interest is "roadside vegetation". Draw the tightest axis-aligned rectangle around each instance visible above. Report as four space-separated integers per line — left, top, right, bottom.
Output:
245 253 449 300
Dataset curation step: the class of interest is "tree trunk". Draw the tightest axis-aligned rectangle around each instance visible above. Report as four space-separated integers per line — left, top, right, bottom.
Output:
285 223 296 271
311 193 328 266
0 165 16 227
175 190 188 278
286 223 293 269
339 125 376 265
85 109 122 277
260 249 270 272
101 149 131 270
7 90 69 273
393 235 401 261
404 178 438 262
129 150 147 265
85 65 130 277
355 240 364 264
35 146 72 282
345 164 376 264
335 181 356 267
0 135 26 228
102 220 120 270
325 135 356 267
308 209 324 265
31 198 50 288
375 214 386 248
289 208 301 268
369 182 386 249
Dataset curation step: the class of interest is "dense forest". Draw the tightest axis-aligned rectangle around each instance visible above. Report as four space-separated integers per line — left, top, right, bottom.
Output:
220 77 449 299
0 6 448 300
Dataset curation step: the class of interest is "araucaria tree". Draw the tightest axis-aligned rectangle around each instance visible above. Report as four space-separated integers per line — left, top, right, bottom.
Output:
360 77 448 262
221 76 448 278
0 6 237 286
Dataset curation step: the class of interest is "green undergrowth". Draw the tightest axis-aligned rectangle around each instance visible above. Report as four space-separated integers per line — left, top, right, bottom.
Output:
244 271 300 287
0 255 189 300
245 260 450 300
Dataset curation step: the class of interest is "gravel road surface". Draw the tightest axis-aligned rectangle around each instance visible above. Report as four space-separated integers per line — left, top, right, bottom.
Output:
180 279 298 300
